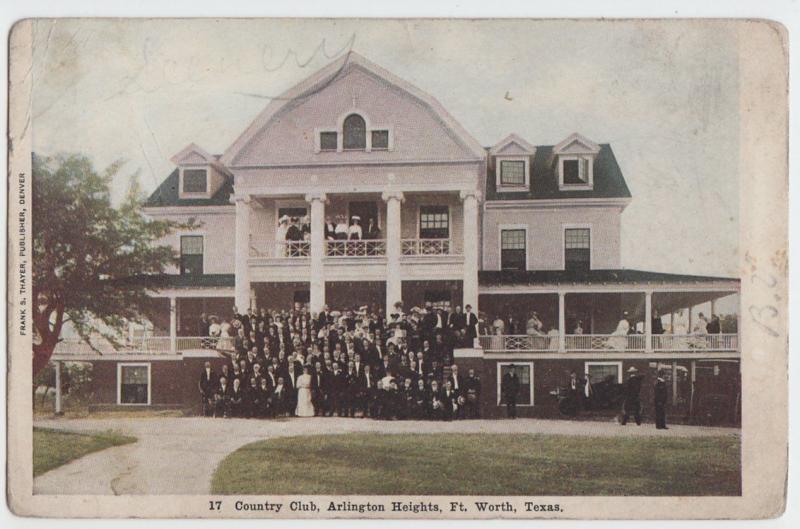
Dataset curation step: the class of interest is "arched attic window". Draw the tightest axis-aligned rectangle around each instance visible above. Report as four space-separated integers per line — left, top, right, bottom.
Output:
343 114 367 150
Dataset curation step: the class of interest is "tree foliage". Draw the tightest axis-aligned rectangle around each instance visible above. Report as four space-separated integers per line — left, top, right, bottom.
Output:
32 153 193 375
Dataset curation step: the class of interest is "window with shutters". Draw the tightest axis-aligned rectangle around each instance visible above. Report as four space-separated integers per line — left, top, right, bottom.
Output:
180 235 204 276
564 228 591 271
500 228 526 270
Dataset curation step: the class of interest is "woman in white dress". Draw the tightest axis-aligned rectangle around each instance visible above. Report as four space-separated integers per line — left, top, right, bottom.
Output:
606 318 630 351
274 215 289 257
295 365 315 417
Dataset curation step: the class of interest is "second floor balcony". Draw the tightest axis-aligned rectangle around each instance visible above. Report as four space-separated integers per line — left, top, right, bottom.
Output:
250 238 462 260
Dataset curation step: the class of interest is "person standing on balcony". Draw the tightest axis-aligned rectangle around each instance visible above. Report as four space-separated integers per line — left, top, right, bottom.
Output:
348 215 363 240
334 214 349 240
652 310 665 335
707 314 721 334
464 305 479 346
364 217 381 240
275 215 289 257
324 215 336 241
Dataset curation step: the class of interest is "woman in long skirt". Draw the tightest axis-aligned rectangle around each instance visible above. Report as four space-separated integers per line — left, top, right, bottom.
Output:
295 365 315 417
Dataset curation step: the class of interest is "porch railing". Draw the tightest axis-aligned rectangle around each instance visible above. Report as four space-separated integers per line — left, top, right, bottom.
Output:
325 239 386 257
250 241 310 258
401 238 460 256
652 333 738 351
52 336 233 356
478 333 738 352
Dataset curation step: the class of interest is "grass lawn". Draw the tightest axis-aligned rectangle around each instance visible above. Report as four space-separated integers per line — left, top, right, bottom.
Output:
33 427 137 477
212 433 740 496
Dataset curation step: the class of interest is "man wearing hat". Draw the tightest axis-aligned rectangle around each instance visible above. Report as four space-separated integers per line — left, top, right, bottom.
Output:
502 364 520 419
620 366 643 426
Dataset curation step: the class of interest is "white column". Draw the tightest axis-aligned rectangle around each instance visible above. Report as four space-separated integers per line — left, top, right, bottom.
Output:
460 190 481 313
54 361 63 415
644 291 653 352
558 292 566 352
382 190 404 316
169 296 177 353
234 195 252 312
687 306 693 333
306 192 327 314
710 298 717 317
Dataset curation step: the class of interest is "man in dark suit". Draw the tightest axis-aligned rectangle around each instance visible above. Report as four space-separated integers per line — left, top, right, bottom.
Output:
442 380 458 421
706 314 722 334
214 376 231 418
358 364 377 418
464 304 479 346
428 380 446 420
654 370 669 429
463 368 482 419
502 365 520 419
620 366 643 426
312 361 328 416
198 361 217 417
447 363 465 394
198 313 210 339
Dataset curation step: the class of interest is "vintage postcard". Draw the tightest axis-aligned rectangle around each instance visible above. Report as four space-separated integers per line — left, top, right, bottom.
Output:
6 18 788 519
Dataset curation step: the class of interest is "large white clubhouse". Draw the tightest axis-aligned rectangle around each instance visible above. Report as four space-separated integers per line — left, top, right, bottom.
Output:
54 52 741 420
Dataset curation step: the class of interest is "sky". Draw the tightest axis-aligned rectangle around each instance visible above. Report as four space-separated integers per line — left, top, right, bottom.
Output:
30 18 740 278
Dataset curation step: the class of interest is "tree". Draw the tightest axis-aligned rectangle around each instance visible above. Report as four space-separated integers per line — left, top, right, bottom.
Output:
32 153 192 376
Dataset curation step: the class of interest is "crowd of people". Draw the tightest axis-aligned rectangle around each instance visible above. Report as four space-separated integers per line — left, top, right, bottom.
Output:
197 301 486 420
273 214 383 257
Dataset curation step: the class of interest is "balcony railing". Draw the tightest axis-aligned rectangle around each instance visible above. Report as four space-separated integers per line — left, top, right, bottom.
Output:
52 336 234 357
652 333 738 351
250 241 310 258
480 334 560 352
401 238 460 256
565 334 646 351
325 239 386 257
478 333 739 353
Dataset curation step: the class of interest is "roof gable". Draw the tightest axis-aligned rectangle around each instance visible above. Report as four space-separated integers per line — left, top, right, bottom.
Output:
553 133 601 155
221 52 486 167
490 133 536 156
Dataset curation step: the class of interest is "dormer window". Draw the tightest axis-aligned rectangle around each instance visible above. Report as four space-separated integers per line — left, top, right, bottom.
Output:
181 168 208 194
343 114 367 150
500 160 526 187
490 134 536 193
553 133 601 191
561 157 591 185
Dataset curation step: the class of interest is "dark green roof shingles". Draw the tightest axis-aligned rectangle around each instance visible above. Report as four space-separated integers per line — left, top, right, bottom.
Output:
486 144 632 201
144 168 234 208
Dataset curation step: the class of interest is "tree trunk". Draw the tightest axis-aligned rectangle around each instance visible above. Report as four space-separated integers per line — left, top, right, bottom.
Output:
33 342 56 377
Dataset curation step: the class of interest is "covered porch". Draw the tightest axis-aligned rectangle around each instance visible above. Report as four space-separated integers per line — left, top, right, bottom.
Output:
477 269 740 355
